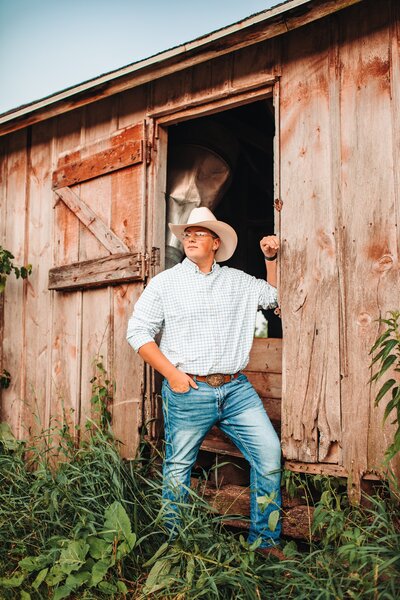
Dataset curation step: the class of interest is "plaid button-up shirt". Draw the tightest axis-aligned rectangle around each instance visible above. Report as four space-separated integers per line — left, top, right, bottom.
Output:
126 257 278 375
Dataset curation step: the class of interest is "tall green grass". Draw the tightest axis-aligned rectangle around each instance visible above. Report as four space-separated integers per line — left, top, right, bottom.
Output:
0 418 399 599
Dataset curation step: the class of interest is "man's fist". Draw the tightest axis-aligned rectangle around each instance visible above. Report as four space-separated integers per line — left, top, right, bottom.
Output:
260 235 279 259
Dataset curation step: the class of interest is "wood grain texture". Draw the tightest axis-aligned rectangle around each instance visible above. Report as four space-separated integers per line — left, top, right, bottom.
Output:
50 110 85 441
112 283 144 459
21 121 55 440
52 139 142 189
246 338 282 373
48 252 144 291
78 99 117 432
1 130 28 437
280 18 341 465
54 187 129 254
338 1 400 499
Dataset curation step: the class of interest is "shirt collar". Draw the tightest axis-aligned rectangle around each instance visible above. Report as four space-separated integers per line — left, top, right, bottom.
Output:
182 257 220 275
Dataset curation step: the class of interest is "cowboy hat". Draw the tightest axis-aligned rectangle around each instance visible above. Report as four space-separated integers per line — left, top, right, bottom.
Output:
168 207 238 262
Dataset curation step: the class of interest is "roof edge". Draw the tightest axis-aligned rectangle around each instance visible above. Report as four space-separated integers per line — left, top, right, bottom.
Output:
0 0 363 136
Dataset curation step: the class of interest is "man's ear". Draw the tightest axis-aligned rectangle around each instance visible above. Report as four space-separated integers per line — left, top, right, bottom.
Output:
213 238 221 252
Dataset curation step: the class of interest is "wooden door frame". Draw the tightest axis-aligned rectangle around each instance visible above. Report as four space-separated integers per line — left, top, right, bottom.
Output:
146 80 280 440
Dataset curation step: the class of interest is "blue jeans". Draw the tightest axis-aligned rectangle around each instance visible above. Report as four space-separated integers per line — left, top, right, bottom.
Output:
161 373 282 548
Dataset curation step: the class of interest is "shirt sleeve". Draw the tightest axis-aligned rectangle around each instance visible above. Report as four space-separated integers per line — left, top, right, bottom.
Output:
253 277 278 310
126 279 164 352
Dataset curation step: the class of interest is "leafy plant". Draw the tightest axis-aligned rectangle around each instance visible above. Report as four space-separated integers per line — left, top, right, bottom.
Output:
89 356 114 435
370 310 400 463
0 245 32 294
0 501 135 598
0 245 32 389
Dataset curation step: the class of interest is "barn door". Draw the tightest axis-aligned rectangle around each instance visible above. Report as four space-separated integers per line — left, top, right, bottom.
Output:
49 121 156 458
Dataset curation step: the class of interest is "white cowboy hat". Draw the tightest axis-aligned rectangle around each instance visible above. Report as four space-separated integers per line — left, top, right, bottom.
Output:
168 207 238 262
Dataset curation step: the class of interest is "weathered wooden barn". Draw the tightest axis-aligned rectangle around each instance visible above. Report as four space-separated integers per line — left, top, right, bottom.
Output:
0 0 399 517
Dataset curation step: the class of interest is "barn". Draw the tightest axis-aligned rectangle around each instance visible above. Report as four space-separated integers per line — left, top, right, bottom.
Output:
0 0 399 528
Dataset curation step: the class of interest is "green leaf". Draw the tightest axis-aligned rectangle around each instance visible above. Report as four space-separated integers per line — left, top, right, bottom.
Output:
65 570 91 591
117 580 129 593
87 536 112 560
98 580 118 594
20 591 31 600
32 568 48 591
186 556 195 586
371 339 398 365
143 558 173 594
101 501 132 543
268 510 280 532
377 354 397 377
374 379 396 406
116 533 137 560
58 540 89 574
0 572 25 588
45 565 65 587
53 584 74 600
90 558 112 587
369 330 391 354
0 422 20 449
142 541 169 567
383 390 400 423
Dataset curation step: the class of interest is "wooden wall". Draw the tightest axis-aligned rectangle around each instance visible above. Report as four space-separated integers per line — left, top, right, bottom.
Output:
0 91 150 458
279 0 400 497
0 0 399 494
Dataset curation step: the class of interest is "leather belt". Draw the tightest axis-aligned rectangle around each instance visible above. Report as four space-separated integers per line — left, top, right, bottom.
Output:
188 372 240 387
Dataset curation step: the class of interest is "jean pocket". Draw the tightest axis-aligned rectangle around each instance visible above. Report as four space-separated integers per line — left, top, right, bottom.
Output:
164 380 192 396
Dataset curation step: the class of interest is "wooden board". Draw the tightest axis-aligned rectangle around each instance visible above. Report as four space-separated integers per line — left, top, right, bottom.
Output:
52 139 142 189
50 109 85 442
1 130 28 437
48 252 144 291
21 121 55 440
280 18 342 465
246 337 282 373
337 1 400 499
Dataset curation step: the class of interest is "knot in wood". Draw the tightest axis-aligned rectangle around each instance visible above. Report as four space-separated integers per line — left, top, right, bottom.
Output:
357 312 372 327
375 254 394 272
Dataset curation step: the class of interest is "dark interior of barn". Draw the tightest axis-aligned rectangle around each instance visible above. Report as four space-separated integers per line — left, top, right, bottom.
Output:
165 98 282 487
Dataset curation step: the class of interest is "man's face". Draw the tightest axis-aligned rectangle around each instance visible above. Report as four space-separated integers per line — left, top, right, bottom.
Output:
182 226 220 263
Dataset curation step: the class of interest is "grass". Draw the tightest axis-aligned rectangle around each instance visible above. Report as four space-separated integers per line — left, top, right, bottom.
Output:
0 417 399 599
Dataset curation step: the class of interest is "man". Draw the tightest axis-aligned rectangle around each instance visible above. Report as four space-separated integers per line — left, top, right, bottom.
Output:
126 206 282 554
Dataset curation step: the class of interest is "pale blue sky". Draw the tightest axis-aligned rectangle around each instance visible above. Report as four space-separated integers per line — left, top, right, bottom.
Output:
0 0 280 114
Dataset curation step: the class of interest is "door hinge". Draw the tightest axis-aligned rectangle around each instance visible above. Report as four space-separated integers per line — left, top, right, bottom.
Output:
145 141 152 164
143 247 161 278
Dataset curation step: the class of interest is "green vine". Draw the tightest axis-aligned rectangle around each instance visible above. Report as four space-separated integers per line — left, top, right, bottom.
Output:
0 246 32 389
89 357 114 435
370 310 400 464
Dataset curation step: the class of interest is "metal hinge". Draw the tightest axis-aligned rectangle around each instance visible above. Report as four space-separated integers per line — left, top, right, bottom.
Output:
145 141 152 164
143 247 160 279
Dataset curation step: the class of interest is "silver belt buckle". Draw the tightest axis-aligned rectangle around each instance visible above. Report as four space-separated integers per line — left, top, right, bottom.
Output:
206 373 225 387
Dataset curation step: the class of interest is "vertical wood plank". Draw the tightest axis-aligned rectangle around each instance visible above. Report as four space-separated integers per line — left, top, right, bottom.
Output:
21 121 55 439
280 21 341 464
338 1 398 499
110 120 147 458
51 110 84 441
79 98 117 429
113 89 148 457
0 137 8 410
1 130 28 437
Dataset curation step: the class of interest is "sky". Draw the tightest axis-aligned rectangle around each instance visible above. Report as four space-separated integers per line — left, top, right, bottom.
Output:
0 0 281 115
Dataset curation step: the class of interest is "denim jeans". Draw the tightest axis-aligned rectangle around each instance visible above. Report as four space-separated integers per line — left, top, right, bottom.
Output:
161 373 282 548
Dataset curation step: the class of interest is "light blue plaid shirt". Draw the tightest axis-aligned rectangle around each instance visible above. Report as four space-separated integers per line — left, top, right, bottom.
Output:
126 258 278 375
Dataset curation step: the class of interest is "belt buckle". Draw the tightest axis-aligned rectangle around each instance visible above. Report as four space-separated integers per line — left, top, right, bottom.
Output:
206 373 225 387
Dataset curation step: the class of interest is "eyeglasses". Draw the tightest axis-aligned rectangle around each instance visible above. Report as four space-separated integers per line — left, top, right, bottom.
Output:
181 231 219 240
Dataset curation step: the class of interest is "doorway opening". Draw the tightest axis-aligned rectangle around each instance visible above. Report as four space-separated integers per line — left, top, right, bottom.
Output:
163 97 282 490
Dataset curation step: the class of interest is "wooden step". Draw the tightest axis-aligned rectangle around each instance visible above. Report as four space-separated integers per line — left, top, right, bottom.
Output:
193 479 314 540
